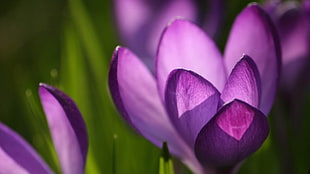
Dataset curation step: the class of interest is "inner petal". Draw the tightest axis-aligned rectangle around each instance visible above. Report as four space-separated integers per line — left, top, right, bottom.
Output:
216 101 254 140
165 69 220 147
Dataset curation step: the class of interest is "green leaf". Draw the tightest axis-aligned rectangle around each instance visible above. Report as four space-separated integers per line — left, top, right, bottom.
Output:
61 21 101 174
159 142 174 174
65 1 167 173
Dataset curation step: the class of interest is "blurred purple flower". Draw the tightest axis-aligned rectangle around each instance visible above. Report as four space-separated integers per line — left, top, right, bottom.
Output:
0 83 88 174
113 0 224 70
109 3 281 173
265 0 310 91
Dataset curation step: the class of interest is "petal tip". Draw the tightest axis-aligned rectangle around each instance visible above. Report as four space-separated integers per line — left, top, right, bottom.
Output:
246 2 263 11
239 55 259 69
114 45 125 53
38 83 50 91
38 83 55 97
166 17 191 27
38 83 61 96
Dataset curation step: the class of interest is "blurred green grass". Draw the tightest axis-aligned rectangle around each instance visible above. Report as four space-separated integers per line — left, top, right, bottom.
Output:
0 0 309 173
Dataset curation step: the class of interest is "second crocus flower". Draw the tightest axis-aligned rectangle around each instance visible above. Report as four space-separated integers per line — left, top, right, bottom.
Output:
0 84 88 174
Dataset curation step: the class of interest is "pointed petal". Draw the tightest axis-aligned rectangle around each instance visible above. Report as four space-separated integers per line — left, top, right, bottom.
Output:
165 69 220 148
108 47 204 173
195 99 269 167
221 55 261 108
0 123 52 174
39 84 88 174
156 19 226 100
224 4 281 115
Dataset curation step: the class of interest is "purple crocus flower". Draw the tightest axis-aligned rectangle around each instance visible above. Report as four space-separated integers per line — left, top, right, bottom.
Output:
113 0 224 70
0 83 88 174
109 3 280 173
265 0 310 91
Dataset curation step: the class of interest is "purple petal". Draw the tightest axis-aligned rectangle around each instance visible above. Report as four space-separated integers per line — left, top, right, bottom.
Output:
165 69 220 148
274 3 310 89
156 19 226 100
195 99 269 167
273 2 309 61
221 55 261 108
0 123 52 174
224 4 281 115
305 0 310 11
108 47 204 173
109 46 170 146
39 84 88 174
202 0 224 38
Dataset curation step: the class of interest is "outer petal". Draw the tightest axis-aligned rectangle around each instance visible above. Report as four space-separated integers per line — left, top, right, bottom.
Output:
221 55 261 108
0 123 52 174
224 4 281 115
39 84 88 174
165 69 220 148
195 99 269 168
156 19 226 100
108 47 204 173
